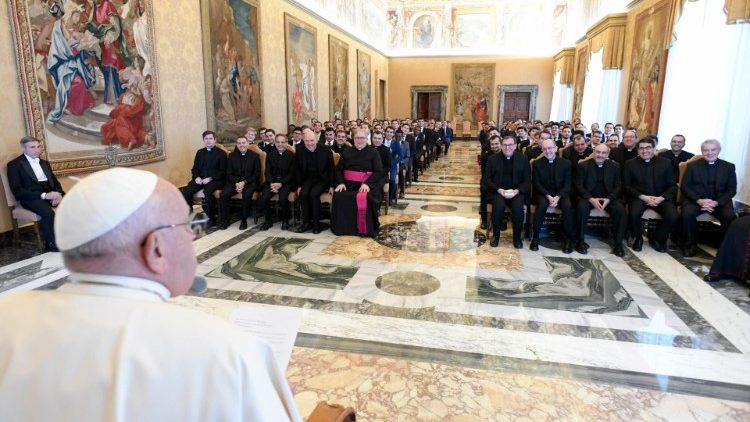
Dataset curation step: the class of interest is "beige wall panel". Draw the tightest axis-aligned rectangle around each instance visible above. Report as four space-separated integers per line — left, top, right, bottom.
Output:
387 57 554 122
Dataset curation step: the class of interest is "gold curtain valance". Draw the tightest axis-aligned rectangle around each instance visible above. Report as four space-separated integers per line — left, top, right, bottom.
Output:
585 13 627 69
553 48 575 84
725 0 750 23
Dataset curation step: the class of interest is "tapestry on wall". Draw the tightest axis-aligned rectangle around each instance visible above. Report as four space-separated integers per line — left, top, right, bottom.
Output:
201 0 262 143
328 36 348 120
451 63 494 124
284 13 317 126
356 50 371 120
7 0 165 174
572 45 588 121
625 0 671 137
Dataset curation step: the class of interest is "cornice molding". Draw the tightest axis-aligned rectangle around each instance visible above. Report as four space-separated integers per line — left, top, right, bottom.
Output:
586 13 628 40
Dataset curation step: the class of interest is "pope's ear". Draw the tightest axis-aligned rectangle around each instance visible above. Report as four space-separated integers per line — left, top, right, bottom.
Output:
141 231 168 274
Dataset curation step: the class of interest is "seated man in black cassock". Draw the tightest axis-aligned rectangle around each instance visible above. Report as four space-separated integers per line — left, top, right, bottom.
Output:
531 139 574 253
182 130 227 226
680 139 736 257
623 137 678 252
259 134 296 231
7 136 65 252
295 128 335 234
331 129 350 155
575 144 626 256
610 128 638 166
482 135 530 249
331 129 384 237
218 136 260 230
660 134 694 180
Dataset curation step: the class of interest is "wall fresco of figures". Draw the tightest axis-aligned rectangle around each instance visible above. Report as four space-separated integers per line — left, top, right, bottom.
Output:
284 14 317 126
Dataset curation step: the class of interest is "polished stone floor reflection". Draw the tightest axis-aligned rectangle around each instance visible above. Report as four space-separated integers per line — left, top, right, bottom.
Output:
1 142 749 420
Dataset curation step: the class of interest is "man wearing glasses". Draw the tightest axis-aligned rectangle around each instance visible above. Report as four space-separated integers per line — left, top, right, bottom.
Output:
0 168 302 421
623 137 678 252
482 135 530 249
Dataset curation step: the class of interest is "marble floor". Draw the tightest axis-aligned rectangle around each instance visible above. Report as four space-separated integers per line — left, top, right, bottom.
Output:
2 141 749 421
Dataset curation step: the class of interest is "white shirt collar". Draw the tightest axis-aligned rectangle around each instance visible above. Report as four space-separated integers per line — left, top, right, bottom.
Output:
24 154 40 163
61 272 172 302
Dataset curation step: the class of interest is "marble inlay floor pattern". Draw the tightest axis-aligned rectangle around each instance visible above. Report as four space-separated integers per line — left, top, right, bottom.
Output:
1 142 749 419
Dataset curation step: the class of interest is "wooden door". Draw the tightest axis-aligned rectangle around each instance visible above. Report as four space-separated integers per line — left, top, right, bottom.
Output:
503 92 531 122
417 92 443 120
428 93 441 120
417 93 429 119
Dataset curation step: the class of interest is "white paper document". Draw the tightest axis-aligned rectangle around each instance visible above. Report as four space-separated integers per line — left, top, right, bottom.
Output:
230 305 303 370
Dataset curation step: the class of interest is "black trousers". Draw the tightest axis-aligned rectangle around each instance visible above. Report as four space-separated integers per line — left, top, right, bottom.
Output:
398 163 406 195
490 193 525 242
627 199 678 243
435 143 442 159
218 183 255 222
576 198 626 245
533 195 574 241
443 142 451 155
183 180 224 219
479 186 488 223
260 184 293 222
20 199 55 245
681 201 736 247
299 179 328 224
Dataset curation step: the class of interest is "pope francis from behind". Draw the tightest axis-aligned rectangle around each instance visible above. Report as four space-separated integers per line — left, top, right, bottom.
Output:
0 168 302 422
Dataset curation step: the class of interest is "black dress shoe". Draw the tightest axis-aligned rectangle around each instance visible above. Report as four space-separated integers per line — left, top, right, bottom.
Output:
45 242 59 252
490 237 499 247
208 219 218 228
281 221 290 230
612 244 625 257
651 240 667 253
704 274 723 283
296 223 311 233
312 223 322 234
563 241 573 254
259 221 271 231
239 220 248 230
682 244 698 257
218 221 229 230
513 240 523 249
529 238 539 251
398 192 405 199
632 237 643 252
575 242 588 255
500 221 508 231
479 222 487 230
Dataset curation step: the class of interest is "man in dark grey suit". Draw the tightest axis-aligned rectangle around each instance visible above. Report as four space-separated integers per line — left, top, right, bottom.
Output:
7 137 65 251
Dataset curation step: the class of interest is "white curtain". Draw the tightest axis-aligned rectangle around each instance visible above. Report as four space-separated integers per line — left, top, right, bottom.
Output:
597 68 622 125
658 0 750 204
550 69 573 122
580 49 603 128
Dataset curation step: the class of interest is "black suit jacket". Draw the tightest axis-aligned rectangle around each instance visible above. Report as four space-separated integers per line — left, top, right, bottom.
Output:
681 158 736 206
190 147 227 182
7 154 64 202
623 156 676 201
375 144 391 186
226 148 260 187
482 152 531 196
660 150 694 180
265 149 296 186
575 159 622 201
532 157 572 198
295 144 335 188
609 144 638 166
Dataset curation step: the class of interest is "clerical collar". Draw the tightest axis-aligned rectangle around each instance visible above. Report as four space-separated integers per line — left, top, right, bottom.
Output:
206 148 212 151
643 159 651 163
548 159 555 163
708 161 716 165
597 164 603 168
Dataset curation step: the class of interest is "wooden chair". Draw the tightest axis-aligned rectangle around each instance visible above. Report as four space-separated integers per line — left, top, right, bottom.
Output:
1 154 44 250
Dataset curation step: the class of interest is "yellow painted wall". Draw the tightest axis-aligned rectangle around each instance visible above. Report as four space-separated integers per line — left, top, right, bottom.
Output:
0 0 387 233
387 57 554 122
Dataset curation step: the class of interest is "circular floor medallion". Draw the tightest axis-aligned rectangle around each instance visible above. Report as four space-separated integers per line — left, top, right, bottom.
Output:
375 271 440 296
438 176 464 181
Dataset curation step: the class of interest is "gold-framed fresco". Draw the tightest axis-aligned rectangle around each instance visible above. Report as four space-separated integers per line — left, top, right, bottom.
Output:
284 13 317 126
328 35 348 120
572 45 588 121
201 0 263 144
356 50 371 120
7 0 165 175
451 63 494 123
625 0 672 137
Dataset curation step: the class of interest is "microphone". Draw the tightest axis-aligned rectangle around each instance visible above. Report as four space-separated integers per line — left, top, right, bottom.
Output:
190 276 208 294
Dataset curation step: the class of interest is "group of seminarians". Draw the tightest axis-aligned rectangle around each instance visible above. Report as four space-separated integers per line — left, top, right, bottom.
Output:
480 123 737 258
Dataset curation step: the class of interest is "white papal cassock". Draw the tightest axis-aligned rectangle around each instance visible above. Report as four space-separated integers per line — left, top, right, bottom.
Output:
0 273 302 422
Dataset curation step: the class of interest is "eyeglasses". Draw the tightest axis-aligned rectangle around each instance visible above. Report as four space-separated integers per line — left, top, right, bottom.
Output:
638 146 654 151
141 212 209 245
